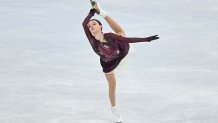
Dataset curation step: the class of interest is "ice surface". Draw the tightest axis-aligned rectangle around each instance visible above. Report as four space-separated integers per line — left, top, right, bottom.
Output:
0 0 218 123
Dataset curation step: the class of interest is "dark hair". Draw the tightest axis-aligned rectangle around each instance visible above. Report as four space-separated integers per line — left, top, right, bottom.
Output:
89 19 103 32
89 19 102 25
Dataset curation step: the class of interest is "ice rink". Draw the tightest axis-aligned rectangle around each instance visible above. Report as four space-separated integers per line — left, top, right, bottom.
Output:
0 0 218 123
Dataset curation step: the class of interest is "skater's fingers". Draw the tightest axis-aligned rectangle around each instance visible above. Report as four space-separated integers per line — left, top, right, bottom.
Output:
152 35 159 39
153 35 158 37
89 9 97 15
148 35 159 41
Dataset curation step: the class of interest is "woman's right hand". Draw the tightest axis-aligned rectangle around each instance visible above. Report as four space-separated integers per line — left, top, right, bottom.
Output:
89 9 96 16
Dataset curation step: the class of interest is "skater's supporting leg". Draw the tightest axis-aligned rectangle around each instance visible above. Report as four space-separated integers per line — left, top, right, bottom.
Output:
105 71 116 107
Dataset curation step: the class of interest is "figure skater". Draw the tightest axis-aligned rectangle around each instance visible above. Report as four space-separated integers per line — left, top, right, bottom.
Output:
82 1 159 122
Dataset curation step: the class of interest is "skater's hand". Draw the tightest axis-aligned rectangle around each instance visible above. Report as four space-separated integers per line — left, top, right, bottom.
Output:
89 9 97 16
146 35 159 42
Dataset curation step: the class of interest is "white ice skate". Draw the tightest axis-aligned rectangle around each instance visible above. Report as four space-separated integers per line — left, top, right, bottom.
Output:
111 106 122 123
90 0 107 17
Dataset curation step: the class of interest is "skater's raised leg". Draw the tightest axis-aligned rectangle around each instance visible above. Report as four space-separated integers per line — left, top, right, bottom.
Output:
104 16 126 36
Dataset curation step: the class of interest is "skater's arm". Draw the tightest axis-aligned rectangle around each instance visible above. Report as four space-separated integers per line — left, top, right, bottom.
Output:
110 33 159 43
82 9 96 47
104 15 126 37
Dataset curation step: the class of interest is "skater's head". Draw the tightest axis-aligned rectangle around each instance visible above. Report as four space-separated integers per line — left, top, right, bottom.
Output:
88 19 103 34
89 19 102 26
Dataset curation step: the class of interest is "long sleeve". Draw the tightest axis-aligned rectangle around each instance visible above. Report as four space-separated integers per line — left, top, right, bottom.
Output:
82 11 96 47
109 33 155 43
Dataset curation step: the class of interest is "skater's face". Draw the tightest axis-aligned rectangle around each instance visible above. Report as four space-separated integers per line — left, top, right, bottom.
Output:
87 20 102 34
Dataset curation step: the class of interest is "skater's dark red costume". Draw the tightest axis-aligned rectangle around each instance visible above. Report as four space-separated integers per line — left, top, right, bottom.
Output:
82 10 158 73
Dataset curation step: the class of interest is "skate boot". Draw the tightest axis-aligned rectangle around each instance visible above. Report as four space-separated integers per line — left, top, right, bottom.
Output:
90 0 100 14
111 106 122 123
90 0 107 17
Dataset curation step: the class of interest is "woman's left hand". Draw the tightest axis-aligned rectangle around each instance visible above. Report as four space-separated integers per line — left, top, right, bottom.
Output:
147 35 159 42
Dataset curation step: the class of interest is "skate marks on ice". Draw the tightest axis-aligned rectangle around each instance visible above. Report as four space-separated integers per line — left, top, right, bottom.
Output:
155 101 218 123
0 118 111 123
0 118 51 123
54 117 111 123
